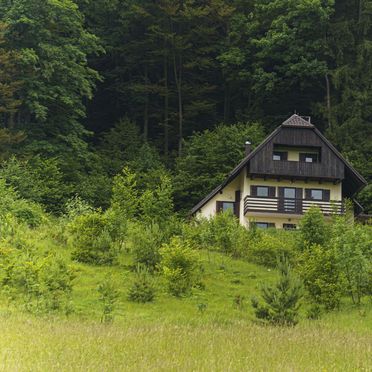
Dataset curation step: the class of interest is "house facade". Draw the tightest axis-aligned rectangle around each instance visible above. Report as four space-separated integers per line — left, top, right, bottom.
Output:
191 115 367 229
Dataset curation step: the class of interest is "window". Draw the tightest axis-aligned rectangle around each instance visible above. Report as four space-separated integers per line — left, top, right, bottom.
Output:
222 202 235 212
310 189 323 200
255 222 275 229
283 188 296 199
273 151 288 161
300 153 318 163
305 189 330 201
257 186 269 197
283 223 297 230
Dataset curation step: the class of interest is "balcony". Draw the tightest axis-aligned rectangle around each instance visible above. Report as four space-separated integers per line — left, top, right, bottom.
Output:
244 195 344 216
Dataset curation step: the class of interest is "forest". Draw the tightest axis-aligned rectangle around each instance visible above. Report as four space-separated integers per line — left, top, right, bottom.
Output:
0 0 371 215
0 1 371 371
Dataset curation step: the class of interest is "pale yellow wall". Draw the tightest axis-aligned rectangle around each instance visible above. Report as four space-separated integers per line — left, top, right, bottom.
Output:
245 215 301 229
196 169 343 229
197 174 243 219
287 150 299 161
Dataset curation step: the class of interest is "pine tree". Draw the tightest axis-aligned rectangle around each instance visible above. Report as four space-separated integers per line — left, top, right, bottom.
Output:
251 256 303 326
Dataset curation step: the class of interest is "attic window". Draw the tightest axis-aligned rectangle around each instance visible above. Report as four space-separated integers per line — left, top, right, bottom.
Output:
273 151 288 161
300 153 319 163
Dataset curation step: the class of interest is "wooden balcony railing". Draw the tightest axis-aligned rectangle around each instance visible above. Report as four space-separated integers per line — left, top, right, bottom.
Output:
244 196 344 216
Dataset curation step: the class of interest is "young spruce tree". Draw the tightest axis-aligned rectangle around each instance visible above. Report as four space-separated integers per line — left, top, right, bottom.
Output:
251 256 303 326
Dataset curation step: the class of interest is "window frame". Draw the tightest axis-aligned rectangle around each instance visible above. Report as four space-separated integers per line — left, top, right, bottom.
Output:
299 153 319 163
255 222 276 229
273 151 288 161
283 223 297 230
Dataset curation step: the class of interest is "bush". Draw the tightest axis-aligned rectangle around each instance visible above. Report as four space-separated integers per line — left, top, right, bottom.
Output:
69 211 117 265
251 256 303 326
298 206 328 250
0 247 75 313
126 222 165 271
0 179 47 227
184 212 250 257
297 244 341 310
159 237 202 297
128 265 156 303
97 275 119 323
332 218 371 305
247 230 296 268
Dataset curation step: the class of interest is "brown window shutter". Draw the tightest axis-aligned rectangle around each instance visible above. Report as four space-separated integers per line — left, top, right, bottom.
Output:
278 187 285 198
216 201 223 213
235 190 241 202
282 152 288 161
296 188 303 199
299 153 306 162
251 186 257 196
323 190 330 201
233 202 240 218
305 189 311 200
268 187 276 197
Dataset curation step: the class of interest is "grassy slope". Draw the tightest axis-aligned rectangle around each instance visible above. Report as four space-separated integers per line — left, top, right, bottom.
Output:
0 230 371 371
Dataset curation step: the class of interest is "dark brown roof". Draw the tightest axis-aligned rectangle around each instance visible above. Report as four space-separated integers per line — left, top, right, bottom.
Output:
190 115 367 215
282 114 314 128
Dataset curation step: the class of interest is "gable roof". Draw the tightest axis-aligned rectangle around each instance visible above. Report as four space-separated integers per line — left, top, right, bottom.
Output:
190 115 367 215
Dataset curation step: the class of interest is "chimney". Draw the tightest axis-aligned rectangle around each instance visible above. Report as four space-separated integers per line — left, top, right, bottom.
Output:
245 141 251 156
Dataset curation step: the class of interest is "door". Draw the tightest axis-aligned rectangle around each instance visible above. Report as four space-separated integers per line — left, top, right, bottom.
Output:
278 187 302 213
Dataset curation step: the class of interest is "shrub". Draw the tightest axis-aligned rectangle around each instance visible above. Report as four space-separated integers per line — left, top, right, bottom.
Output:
0 179 46 227
97 275 119 323
126 222 165 271
159 237 202 297
64 195 94 220
251 256 303 326
185 212 250 257
247 230 296 268
298 206 328 250
127 265 156 303
297 244 341 310
69 211 117 265
332 218 371 305
0 248 75 313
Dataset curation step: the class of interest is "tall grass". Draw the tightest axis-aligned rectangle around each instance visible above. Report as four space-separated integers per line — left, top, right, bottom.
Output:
0 313 370 371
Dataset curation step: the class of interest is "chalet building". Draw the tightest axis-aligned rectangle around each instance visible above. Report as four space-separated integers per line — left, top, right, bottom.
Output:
191 114 367 229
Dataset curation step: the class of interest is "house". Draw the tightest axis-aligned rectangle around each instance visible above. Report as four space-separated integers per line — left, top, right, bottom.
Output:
190 114 367 229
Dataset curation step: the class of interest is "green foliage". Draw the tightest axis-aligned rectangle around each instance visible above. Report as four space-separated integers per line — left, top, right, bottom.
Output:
0 156 71 214
332 218 372 305
174 123 265 212
298 206 328 250
69 211 117 265
184 212 250 258
97 275 119 323
248 230 296 268
298 244 341 311
140 173 174 225
111 167 138 219
127 265 156 303
126 222 165 271
0 178 46 227
0 247 74 313
251 256 303 326
159 237 202 297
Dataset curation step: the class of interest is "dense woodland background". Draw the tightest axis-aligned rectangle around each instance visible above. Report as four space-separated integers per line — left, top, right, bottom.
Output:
0 0 371 214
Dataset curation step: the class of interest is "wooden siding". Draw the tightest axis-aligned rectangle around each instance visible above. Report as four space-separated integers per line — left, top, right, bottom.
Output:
249 127 345 180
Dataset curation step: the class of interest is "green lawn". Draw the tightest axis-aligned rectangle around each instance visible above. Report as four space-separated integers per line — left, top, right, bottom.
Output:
0 233 371 371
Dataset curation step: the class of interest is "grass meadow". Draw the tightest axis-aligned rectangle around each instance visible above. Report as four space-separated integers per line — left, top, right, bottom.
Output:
0 229 371 371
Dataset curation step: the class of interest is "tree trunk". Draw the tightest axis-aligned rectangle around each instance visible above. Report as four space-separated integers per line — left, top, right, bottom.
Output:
173 52 183 156
325 73 331 130
224 82 231 123
164 46 169 159
143 65 149 142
